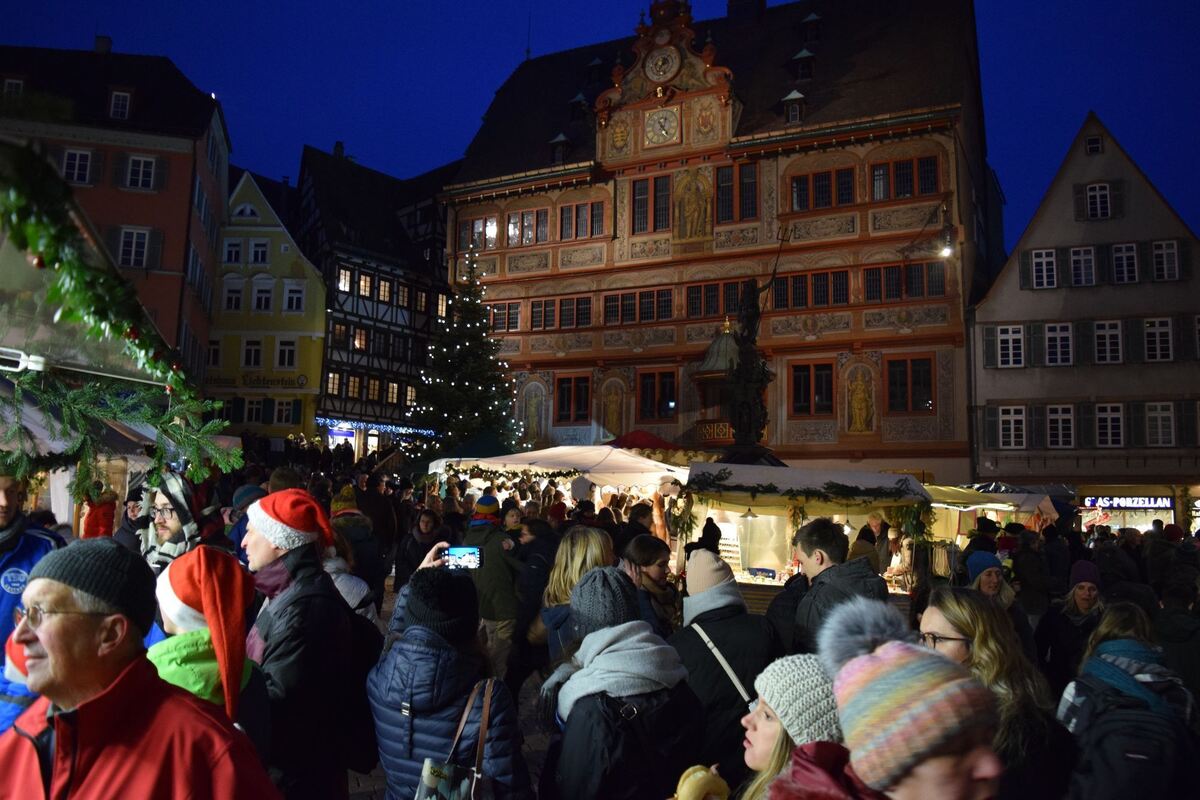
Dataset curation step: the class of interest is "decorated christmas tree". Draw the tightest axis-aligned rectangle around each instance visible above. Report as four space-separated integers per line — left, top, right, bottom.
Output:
402 247 522 460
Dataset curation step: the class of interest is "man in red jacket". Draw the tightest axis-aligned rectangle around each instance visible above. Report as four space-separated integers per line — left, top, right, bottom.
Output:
0 538 277 799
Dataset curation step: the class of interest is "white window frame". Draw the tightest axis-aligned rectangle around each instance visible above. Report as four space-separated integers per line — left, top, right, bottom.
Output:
207 339 220 368
245 398 263 424
274 402 293 425
326 371 342 395
127 156 155 189
337 267 353 293
1152 241 1179 281
62 149 91 184
437 293 448 318
1045 323 1073 366
1084 135 1103 155
358 273 373 297
276 338 297 369
352 328 368 351
109 90 131 120
2 78 23 98
1070 247 1095 286
1047 405 1074 449
998 406 1025 450
1146 402 1175 448
1096 403 1123 448
250 239 269 265
1086 183 1110 220
223 239 242 264
242 338 263 368
386 381 400 404
1094 320 1122 364
284 283 305 313
253 286 272 312
1031 249 1057 289
118 227 149 268
223 279 243 312
1112 243 1138 283
405 385 417 407
1144 318 1172 362
997 325 1024 368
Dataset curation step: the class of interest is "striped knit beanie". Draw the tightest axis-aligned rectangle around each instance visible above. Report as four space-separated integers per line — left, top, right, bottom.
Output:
818 597 997 791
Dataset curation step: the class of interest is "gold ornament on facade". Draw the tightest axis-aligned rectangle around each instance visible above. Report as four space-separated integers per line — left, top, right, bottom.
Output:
848 367 874 434
674 168 712 241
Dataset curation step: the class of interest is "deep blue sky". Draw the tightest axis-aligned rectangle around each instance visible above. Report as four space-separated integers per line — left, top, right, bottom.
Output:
7 1 1198 250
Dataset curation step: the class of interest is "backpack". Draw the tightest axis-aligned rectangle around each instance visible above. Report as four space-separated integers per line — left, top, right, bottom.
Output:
1067 674 1197 800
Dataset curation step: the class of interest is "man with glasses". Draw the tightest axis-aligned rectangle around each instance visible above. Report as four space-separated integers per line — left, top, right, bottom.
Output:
0 474 62 731
0 538 277 797
138 472 230 576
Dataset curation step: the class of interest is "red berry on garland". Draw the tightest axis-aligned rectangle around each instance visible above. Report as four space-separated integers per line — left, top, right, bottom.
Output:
31 255 46 270
164 383 174 395
171 361 182 372
124 326 140 342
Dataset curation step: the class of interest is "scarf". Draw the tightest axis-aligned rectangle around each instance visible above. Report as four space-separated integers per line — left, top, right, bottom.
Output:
540 620 687 723
0 513 26 549
1082 638 1191 720
682 581 746 627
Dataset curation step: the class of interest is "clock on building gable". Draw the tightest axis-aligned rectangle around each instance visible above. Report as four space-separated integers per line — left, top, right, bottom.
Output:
644 107 680 147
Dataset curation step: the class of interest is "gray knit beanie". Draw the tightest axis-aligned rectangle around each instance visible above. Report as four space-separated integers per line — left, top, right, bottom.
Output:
754 653 843 746
29 538 158 635
570 566 641 640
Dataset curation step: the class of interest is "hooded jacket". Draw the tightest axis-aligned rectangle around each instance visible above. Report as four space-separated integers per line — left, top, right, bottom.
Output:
463 523 523 621
368 585 531 800
537 604 575 662
792 558 889 653
323 554 380 624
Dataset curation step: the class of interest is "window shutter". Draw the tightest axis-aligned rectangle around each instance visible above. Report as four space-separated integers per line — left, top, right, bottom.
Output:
1094 244 1111 284
153 158 168 191
146 230 163 269
1128 402 1146 447
292 398 303 425
1055 247 1071 287
982 325 997 368
1018 251 1032 289
89 151 105 186
1179 400 1199 447
1074 321 1092 365
1029 405 1046 449
1123 318 1143 363
983 406 999 449
1072 184 1086 221
104 226 122 264
1027 324 1044 367
1135 241 1149 282
47 144 65 175
231 397 245 425
113 153 129 187
1109 179 1125 218
1077 403 1095 448
262 398 276 424
1173 314 1193 360
1178 239 1192 281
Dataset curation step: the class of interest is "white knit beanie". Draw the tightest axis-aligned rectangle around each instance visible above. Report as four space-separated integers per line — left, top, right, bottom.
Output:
754 653 843 746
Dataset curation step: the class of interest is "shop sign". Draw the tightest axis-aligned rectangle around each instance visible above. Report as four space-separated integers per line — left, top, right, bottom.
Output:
206 374 309 389
1082 496 1172 510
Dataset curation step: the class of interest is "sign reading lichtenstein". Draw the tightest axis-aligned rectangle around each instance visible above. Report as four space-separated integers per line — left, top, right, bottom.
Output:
1082 496 1173 511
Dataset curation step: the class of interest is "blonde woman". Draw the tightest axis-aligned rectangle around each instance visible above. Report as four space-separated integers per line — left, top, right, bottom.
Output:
526 525 613 661
966 550 1036 660
921 586 1074 799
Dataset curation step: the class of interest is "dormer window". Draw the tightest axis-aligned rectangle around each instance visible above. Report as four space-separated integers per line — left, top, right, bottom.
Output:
233 203 260 219
587 57 604 86
549 133 570 165
2 79 22 99
1085 135 1103 155
568 92 588 122
793 49 815 81
782 90 804 125
109 90 130 120
802 12 822 43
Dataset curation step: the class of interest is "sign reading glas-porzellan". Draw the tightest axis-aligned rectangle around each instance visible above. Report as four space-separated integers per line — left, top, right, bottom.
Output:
1082 496 1173 510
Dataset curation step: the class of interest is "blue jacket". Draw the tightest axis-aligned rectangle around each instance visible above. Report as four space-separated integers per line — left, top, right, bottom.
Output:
370 585 531 800
0 519 62 731
540 604 574 663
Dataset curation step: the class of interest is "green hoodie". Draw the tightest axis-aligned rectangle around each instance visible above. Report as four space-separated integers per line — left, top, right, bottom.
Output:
146 628 251 709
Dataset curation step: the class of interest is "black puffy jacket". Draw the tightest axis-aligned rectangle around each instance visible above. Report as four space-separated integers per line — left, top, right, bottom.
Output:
368 585 532 800
765 572 808 654
792 558 888 653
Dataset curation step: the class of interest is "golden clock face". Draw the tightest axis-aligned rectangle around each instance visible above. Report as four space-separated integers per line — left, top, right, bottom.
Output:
644 108 680 146
644 46 681 83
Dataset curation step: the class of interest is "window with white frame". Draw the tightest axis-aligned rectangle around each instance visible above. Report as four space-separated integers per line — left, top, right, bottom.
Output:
386 382 399 404
346 375 361 399
437 294 448 318
1094 320 1122 363
1086 183 1110 219
1147 402 1175 447
337 267 352 293
1096 403 1123 447
326 371 341 395
1045 323 1073 365
245 399 263 424
277 339 296 368
109 91 130 120
243 339 262 368
405 385 417 406
997 325 1024 368
1032 249 1057 288
358 273 373 297
285 285 304 312
275 402 293 425
1112 243 1137 283
118 228 148 267
353 328 368 351
998 406 1026 449
250 240 269 264
1084 135 1103 155
62 150 91 183
1153 241 1179 281
1070 247 1096 286
2 78 22 98
1047 405 1074 448
1145 318 1172 362
252 284 272 312
396 284 411 307
127 157 155 189
223 282 242 311
207 339 220 368
223 239 242 264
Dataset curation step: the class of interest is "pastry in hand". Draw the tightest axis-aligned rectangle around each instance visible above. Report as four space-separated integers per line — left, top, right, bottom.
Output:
673 765 730 800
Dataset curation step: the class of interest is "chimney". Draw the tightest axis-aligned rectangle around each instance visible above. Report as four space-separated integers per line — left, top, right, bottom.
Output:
332 141 345 158
94 35 112 54
726 0 766 22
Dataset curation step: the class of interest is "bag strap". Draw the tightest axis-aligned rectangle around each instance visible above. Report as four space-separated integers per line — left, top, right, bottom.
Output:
693 623 750 703
473 679 495 775
446 680 487 762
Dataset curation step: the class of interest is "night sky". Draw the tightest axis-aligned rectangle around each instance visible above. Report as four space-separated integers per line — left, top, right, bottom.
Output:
6 1 1198 250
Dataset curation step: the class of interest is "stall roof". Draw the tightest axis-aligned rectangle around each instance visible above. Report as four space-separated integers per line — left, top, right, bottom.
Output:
429 445 687 489
687 462 929 514
926 485 1018 512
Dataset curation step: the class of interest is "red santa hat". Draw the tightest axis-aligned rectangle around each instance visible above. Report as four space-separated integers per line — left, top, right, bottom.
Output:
155 547 255 721
246 488 333 551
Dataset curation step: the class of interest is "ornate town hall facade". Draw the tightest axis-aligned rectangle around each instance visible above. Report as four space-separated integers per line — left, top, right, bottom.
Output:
445 0 1003 482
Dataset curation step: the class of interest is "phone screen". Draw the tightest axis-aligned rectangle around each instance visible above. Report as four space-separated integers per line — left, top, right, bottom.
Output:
443 546 483 570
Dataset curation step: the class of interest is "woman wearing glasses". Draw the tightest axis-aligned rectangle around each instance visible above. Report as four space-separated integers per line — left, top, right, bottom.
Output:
920 587 1075 799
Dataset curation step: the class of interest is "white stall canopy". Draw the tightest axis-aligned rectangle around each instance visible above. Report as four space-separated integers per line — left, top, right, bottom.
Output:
429 445 687 490
686 462 929 515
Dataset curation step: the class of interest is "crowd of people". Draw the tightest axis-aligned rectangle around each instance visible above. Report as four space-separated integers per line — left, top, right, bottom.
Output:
2 462 1199 799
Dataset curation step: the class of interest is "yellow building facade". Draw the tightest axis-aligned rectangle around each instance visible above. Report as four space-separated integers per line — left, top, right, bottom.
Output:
207 172 325 440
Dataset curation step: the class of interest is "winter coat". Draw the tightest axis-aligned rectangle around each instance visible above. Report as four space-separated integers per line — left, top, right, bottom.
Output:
113 512 146 553
514 533 559 637
536 604 574 663
1005 598 1038 662
1043 536 1071 595
1154 607 1200 699
637 578 679 638
765 572 808 654
463 523 523 621
247 544 354 799
792 558 888 654
355 489 398 555
612 518 651 561
1012 548 1053 615
0 517 61 732
668 584 781 789
332 511 387 607
767 741 888 800
846 539 881 574
393 528 439 591
81 495 116 538
1035 602 1102 696
368 586 532 800
324 555 381 624
147 627 272 761
0 657 278 799
996 707 1076 800
1057 639 1196 734
954 534 997 585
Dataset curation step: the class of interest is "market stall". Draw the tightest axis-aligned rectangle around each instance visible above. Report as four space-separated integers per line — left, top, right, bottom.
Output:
430 445 687 489
925 485 1019 543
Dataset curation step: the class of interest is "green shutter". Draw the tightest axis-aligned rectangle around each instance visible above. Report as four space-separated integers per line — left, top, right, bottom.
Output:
1019 251 1032 289
104 226 122 265
113 153 129 187
1029 405 1046 449
1077 403 1095 448
153 158 168 191
89 151 105 187
1128 402 1146 448
292 398 304 425
1109 179 1125 218
1178 239 1192 281
1072 184 1086 220
1027 323 1044 367
262 398 275 424
1136 241 1150 282
983 406 999 449
231 397 245 424
1179 400 1198 447
1094 244 1111 284
1173 314 1192 360
1055 247 1071 288
146 230 163 269
982 325 997 368
1074 321 1092 365
1123 318 1143 363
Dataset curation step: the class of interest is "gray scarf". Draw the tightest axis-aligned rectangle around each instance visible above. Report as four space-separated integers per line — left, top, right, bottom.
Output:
682 580 746 627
